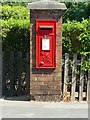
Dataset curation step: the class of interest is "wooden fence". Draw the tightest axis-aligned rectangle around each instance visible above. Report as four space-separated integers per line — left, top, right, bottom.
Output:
62 53 90 102
2 51 30 97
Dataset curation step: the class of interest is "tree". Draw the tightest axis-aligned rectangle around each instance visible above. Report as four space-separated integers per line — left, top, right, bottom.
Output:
63 2 90 22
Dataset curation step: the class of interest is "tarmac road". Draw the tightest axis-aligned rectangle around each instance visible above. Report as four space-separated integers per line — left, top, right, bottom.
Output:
0 99 88 118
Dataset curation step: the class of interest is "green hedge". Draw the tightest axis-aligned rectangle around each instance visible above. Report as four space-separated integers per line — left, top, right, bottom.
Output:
1 19 30 52
1 5 30 52
62 19 90 55
1 5 29 20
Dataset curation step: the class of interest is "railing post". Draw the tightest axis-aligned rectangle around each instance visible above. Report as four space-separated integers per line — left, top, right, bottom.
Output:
10 51 14 96
0 43 2 98
18 52 22 95
26 52 30 94
63 53 69 93
79 56 84 101
71 54 77 101
87 54 90 102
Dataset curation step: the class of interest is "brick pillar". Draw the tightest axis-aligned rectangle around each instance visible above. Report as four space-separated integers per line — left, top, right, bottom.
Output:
30 10 63 101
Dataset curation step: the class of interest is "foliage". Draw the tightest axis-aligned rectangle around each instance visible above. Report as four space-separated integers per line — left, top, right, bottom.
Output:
62 19 90 71
81 59 90 71
1 4 30 52
62 19 90 54
63 2 90 22
1 5 29 20
1 4 90 71
1 2 27 6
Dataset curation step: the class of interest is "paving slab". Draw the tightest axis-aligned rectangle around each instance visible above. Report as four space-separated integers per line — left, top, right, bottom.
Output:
0 99 88 118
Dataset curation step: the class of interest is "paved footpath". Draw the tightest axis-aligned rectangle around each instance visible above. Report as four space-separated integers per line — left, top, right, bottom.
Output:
0 99 88 118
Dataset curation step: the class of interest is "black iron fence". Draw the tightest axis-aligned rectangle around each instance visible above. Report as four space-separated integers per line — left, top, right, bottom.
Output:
2 51 30 97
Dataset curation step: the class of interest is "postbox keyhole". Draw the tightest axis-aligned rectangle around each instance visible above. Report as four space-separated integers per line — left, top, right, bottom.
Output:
44 35 47 38
40 61 44 65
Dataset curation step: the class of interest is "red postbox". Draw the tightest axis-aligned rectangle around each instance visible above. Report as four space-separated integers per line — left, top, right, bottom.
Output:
36 20 56 68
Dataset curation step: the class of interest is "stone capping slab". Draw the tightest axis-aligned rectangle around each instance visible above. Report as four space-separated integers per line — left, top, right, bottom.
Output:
27 1 67 10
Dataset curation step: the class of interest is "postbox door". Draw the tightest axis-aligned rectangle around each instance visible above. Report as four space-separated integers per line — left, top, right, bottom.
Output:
36 20 56 68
